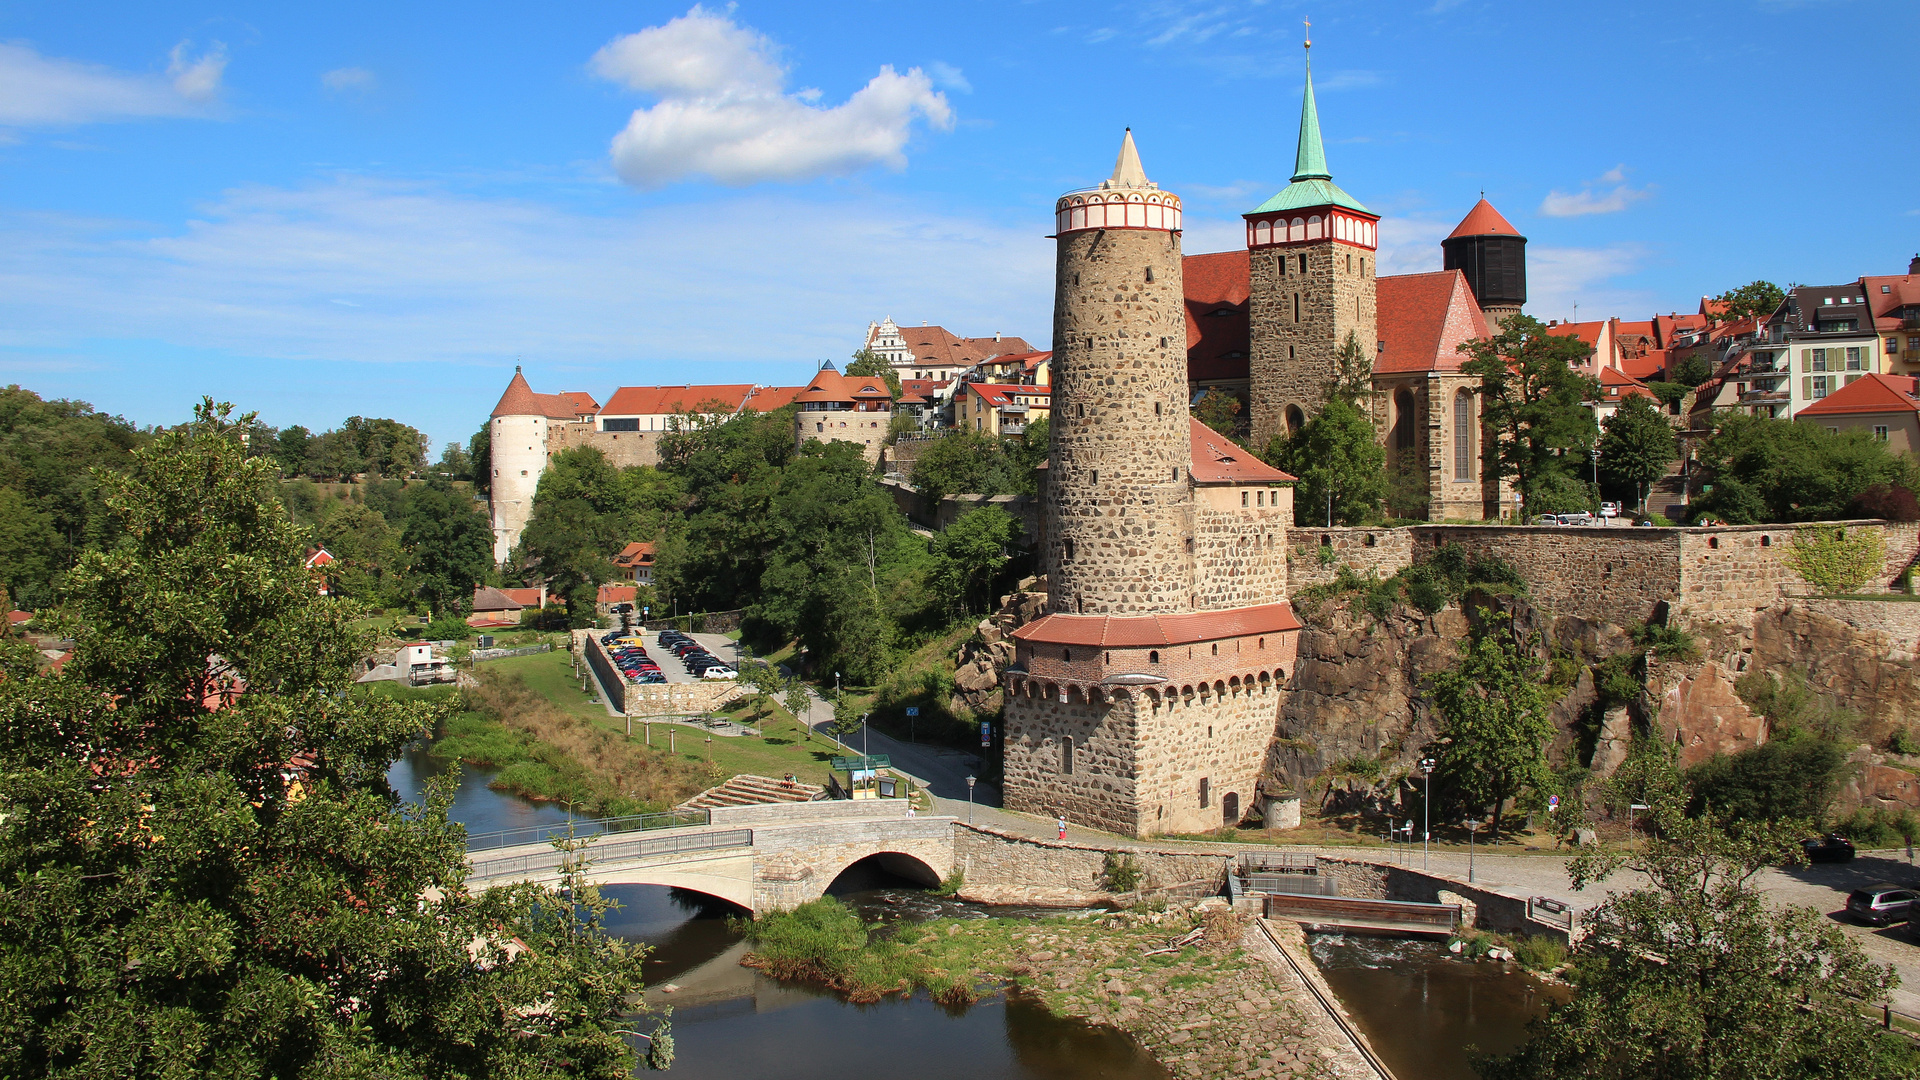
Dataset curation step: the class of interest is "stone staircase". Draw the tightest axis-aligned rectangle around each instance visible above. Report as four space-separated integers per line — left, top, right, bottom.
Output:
1649 470 1690 521
677 773 826 811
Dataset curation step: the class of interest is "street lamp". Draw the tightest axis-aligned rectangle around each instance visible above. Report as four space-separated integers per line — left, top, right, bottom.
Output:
965 775 976 825
1464 818 1483 883
1420 758 1435 871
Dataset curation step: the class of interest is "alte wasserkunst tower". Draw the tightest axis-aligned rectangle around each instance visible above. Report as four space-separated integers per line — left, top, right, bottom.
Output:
1002 132 1304 838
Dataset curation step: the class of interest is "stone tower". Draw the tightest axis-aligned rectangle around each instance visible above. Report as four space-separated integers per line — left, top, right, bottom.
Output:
1005 132 1302 838
488 367 552 564
1442 198 1528 330
1046 129 1194 615
1245 40 1380 450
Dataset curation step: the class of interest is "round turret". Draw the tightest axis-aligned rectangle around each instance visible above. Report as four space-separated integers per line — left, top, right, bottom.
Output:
1046 130 1194 616
1442 198 1527 328
489 366 551 564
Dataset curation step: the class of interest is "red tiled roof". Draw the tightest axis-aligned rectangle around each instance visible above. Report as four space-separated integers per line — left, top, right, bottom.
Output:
743 385 805 411
1546 321 1604 348
499 587 545 608
601 385 756 416
1863 274 1920 317
1446 198 1521 239
597 583 638 604
471 586 524 611
613 541 655 569
1189 418 1294 483
966 383 1051 408
1013 602 1301 647
1622 349 1668 381
892 325 1037 369
557 391 600 415
796 368 894 404
7 610 30 626
1183 249 1252 383
1374 270 1491 374
490 370 588 420
1651 313 1710 349
1597 367 1657 402
304 547 335 568
1797 372 1920 417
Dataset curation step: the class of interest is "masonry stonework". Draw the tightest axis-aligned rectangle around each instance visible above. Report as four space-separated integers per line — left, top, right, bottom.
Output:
1248 244 1377 449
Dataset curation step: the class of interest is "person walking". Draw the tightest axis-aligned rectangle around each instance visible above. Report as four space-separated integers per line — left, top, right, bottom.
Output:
1057 816 1067 841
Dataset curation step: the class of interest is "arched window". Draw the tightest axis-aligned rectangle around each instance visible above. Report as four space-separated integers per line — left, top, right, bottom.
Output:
1255 220 1271 245
1290 217 1305 241
1286 404 1305 433
1062 737 1074 775
1453 390 1474 480
1148 650 1159 664
1307 214 1322 239
1393 388 1417 452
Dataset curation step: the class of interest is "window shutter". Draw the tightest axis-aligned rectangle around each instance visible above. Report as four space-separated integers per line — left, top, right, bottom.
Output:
1803 376 1813 399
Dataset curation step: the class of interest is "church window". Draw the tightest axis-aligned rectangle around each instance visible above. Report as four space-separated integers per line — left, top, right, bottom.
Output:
1092 470 1098 484
1454 390 1474 480
1211 643 1218 655
1173 466 1180 481
1063 648 1072 661
1361 256 1368 275
1356 296 1361 318
1308 214 1322 239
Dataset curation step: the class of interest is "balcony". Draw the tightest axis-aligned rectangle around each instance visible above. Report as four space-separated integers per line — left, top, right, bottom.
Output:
1000 422 1028 436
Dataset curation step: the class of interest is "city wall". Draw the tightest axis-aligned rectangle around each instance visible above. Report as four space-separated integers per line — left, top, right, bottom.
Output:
952 823 1232 903
546 423 663 469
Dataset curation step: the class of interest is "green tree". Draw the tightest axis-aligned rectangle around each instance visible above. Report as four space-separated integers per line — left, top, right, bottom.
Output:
468 422 492 499
399 476 493 615
844 347 902 398
1458 315 1600 517
0 386 146 598
0 487 59 609
931 506 1020 615
0 400 666 1078
1480 810 1907 1080
435 441 474 481
1269 396 1387 526
1192 390 1244 439
274 424 311 474
1684 733 1846 824
1425 624 1555 839
1670 353 1714 388
1598 395 1678 513
784 676 815 740
1711 280 1788 323
1326 329 1375 404
909 429 1019 503
314 501 407 606
519 447 629 618
1691 413 1920 524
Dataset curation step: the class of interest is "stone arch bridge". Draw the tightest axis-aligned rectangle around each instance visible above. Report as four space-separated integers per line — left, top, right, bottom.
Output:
465 801 954 913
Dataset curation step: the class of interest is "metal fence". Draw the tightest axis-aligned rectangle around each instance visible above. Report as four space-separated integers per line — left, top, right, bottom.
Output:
468 828 752 881
470 643 555 664
464 809 710 852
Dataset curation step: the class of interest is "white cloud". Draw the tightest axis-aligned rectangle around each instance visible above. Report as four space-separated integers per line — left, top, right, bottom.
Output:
1539 164 1652 217
167 41 226 103
591 6 952 187
0 177 1053 442
0 40 222 125
927 61 971 94
1527 244 1651 323
321 66 377 93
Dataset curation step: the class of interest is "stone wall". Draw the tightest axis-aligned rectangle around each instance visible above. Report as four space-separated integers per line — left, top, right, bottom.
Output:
1003 689 1143 835
1285 527 1415 589
796 408 889 464
579 633 743 717
951 824 1231 903
546 423 664 469
1415 524 1682 628
1247 242 1377 450
1193 501 1291 609
1797 597 1920 661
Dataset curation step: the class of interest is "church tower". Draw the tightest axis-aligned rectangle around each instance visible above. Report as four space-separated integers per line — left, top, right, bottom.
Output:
1046 129 1194 615
1005 132 1301 838
1245 36 1380 450
1442 198 1528 329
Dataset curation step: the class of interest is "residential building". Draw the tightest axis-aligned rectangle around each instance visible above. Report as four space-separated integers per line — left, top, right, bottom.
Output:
469 583 546 627
594 385 757 433
612 541 656 584
304 547 335 596
1778 283 1885 415
794 364 895 462
1795 372 1920 454
1865 256 1920 376
955 382 1051 436
862 318 1037 382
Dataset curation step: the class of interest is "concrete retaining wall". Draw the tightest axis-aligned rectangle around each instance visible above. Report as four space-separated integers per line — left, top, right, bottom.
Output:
952 824 1231 901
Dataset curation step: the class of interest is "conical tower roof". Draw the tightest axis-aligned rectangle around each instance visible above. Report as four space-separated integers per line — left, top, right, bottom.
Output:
1248 43 1368 217
1448 197 1523 239
491 367 540 417
1109 128 1151 188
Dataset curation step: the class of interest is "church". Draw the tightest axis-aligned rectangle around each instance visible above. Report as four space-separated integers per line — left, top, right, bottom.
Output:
1180 42 1526 521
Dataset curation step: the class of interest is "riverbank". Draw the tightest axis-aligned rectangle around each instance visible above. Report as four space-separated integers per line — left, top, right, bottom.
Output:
742 898 1382 1079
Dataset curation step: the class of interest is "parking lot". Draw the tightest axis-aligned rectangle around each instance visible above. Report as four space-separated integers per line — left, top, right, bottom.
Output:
598 627 740 685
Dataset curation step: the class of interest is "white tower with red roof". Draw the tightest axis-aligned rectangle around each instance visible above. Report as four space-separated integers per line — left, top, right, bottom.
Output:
488 367 568 564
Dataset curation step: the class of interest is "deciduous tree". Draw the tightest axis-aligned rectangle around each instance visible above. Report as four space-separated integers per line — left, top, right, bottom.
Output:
844 347 902 398
1425 623 1555 839
1458 316 1600 516
1597 394 1678 512
1691 413 1920 524
1711 280 1787 323
1479 809 1910 1080
0 400 667 1078
1192 389 1243 439
1268 396 1387 526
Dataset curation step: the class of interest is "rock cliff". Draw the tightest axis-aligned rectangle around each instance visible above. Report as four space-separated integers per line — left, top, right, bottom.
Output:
948 585 1047 716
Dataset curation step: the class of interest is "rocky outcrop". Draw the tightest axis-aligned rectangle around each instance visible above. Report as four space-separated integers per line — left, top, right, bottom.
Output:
1656 662 1767 770
949 584 1047 715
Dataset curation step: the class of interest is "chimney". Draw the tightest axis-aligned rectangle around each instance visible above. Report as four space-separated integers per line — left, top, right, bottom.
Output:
1910 253 1920 275
995 331 1002 342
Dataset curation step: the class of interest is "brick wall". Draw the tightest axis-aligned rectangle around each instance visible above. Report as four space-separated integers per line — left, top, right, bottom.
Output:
1285 527 1416 588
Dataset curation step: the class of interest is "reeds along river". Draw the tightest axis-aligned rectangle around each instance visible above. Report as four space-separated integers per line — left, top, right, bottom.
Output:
392 746 1560 1080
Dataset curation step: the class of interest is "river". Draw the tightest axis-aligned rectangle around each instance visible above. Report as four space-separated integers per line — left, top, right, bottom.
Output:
391 746 1556 1079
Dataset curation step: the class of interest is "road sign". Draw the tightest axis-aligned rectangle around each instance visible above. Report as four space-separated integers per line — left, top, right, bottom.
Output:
1548 795 1560 811
905 707 919 716
980 721 992 747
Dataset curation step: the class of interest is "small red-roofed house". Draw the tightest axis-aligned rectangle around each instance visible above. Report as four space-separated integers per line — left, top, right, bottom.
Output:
794 365 895 462
469 584 546 626
1593 367 1661 423
612 541 656 584
956 382 1051 437
7 610 31 631
1795 372 1920 453
304 548 335 596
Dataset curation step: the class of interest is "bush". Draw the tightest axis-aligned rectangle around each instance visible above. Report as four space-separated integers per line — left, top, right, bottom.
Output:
1631 621 1700 663
1835 806 1920 848
1891 728 1920 756
1513 935 1568 972
1101 852 1144 893
1848 483 1920 523
1684 733 1845 823
423 614 474 641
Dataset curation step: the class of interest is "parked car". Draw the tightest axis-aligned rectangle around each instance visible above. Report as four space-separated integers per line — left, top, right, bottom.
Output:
1847 884 1918 926
1803 834 1857 863
701 667 737 680
1530 514 1562 526
1557 512 1595 526
1598 502 1621 518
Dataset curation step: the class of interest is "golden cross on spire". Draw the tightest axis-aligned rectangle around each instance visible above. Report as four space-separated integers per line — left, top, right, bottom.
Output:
1303 17 1311 48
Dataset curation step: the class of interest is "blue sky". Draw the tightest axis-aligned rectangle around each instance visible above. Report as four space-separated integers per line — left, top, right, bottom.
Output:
1 1 1914 452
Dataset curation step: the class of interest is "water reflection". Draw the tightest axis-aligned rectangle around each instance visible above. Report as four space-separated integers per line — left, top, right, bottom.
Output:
389 744 580 839
1308 934 1565 1080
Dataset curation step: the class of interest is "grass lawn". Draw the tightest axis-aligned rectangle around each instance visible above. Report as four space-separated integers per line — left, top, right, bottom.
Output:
484 648 846 789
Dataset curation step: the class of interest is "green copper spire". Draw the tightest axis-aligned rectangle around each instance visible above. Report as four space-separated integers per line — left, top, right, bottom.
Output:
1292 46 1330 182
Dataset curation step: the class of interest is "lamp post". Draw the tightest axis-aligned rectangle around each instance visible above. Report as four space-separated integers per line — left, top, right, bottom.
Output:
965 775 976 825
1420 758 1435 871
1464 818 1483 883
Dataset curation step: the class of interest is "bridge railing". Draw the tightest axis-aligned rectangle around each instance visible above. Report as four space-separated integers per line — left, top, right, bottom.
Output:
468 828 754 882
464 809 712 852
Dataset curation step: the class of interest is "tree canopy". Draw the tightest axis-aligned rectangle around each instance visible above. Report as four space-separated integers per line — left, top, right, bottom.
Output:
1690 413 1920 524
1597 395 1678 513
0 400 665 1078
1458 315 1600 517
0 386 147 607
1424 623 1555 839
1191 390 1244 440
1711 280 1788 323
843 347 902 398
1267 395 1386 526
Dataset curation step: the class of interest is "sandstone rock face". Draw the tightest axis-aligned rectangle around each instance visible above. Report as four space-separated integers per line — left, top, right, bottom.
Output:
1657 662 1767 771
949 588 1049 715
